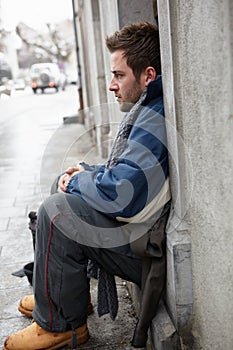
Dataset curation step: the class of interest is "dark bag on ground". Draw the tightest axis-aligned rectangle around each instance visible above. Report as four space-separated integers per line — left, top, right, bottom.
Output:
23 211 37 285
11 211 37 285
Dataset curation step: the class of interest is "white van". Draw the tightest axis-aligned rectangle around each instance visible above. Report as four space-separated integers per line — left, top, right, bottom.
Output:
29 63 66 94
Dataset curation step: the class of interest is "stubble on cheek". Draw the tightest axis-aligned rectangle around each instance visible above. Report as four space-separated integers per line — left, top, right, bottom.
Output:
120 84 142 111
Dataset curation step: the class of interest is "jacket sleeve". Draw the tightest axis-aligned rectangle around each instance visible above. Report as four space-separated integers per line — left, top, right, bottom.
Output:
66 103 169 219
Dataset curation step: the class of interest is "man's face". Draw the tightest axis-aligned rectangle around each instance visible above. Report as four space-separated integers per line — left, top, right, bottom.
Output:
109 50 145 112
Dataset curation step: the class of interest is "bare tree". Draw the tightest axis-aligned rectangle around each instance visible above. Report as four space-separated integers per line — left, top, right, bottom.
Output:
16 22 74 65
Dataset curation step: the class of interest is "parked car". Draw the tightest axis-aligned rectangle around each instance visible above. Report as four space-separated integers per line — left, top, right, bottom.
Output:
29 63 67 94
14 78 26 91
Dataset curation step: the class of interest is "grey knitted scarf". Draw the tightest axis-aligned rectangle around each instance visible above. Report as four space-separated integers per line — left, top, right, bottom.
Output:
105 88 147 170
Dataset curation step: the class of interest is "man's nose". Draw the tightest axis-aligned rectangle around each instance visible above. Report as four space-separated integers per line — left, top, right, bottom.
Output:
108 78 118 91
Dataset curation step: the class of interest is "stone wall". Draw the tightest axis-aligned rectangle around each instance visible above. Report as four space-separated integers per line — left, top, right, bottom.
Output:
158 0 233 348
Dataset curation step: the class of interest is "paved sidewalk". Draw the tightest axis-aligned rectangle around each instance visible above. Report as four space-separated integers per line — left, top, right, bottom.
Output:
0 120 145 349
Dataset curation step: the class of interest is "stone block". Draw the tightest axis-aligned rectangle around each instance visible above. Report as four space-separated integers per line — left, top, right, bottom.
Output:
150 301 180 350
63 115 79 124
166 229 193 330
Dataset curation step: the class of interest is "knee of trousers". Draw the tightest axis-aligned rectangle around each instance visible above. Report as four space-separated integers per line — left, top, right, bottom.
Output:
38 192 72 220
37 193 93 246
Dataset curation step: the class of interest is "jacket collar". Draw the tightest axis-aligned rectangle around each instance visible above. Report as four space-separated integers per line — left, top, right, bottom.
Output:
141 75 163 106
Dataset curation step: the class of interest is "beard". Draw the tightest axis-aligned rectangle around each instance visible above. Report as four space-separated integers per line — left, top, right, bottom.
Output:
119 81 143 112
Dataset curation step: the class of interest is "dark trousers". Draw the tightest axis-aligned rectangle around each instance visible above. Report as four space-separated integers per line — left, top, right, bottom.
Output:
32 192 142 332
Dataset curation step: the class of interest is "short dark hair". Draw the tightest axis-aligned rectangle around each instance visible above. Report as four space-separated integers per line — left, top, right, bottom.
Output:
106 21 161 80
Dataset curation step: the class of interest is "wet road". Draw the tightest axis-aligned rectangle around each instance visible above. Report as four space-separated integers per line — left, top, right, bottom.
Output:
0 85 80 204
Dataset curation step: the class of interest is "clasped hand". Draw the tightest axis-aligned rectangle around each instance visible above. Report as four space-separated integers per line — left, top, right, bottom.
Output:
58 163 85 193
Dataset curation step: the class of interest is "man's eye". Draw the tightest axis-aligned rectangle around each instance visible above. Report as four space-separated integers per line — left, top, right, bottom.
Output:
116 74 123 80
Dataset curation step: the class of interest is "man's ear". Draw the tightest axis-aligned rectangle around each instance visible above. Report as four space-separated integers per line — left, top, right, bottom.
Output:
145 66 156 86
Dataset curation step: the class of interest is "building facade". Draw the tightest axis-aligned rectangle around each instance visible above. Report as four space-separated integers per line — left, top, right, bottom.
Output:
74 1 233 349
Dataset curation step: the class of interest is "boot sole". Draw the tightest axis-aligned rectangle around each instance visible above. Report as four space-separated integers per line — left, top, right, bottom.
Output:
46 329 89 350
18 305 32 318
3 329 89 350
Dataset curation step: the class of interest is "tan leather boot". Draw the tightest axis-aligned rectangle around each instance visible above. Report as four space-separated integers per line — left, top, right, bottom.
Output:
3 321 89 350
18 294 93 318
18 295 34 317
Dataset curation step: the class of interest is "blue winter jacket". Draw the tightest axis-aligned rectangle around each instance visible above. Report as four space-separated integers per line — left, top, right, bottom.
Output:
66 76 170 222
